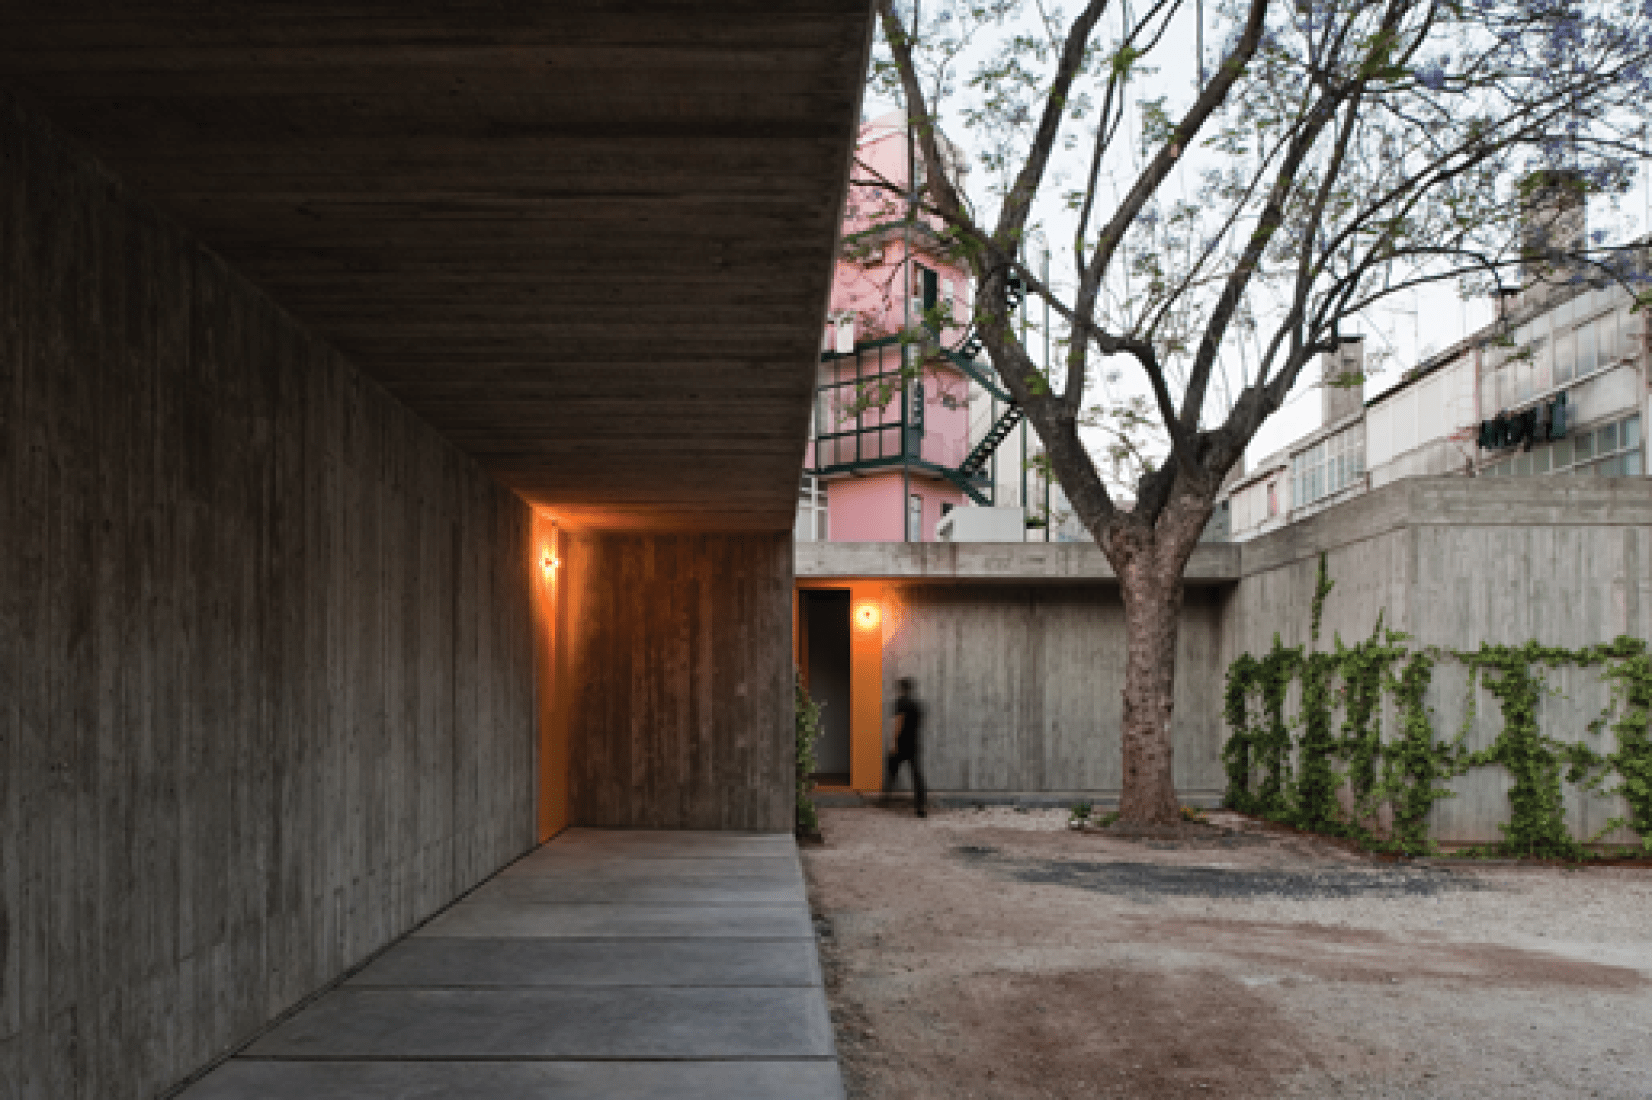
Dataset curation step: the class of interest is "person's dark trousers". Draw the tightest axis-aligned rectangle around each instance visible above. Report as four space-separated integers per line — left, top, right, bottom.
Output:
884 742 927 815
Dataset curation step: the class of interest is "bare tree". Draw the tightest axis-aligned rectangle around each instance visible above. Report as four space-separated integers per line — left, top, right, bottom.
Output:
874 0 1652 823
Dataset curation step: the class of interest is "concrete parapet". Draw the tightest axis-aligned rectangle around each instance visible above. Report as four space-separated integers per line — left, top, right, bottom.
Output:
797 539 1241 585
1239 476 1652 582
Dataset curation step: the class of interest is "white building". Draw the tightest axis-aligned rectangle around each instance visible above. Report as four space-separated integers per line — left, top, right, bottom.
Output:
1224 248 1650 541
1225 338 1373 540
1365 340 1479 487
1473 279 1647 479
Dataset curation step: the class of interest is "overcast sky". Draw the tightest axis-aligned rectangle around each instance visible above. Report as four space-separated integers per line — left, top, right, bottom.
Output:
866 3 1652 471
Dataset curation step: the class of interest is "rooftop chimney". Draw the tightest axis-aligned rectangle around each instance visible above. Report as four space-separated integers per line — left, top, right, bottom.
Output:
1321 336 1365 426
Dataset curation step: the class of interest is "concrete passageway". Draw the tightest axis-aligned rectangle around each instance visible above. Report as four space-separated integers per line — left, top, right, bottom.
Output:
178 831 844 1099
1 8 873 1092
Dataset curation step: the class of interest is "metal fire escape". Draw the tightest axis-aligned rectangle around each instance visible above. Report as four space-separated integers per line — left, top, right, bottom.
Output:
956 404 1024 480
806 313 1024 507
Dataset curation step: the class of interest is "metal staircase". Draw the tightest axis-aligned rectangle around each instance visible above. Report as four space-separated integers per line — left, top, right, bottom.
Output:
1004 271 1026 312
952 273 1024 360
938 468 992 506
957 405 1024 479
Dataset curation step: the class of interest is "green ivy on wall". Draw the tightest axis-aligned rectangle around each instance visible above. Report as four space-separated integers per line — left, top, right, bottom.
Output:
1221 557 1652 858
795 676 823 835
1338 613 1402 816
1602 639 1652 842
1383 648 1453 855
1222 635 1301 818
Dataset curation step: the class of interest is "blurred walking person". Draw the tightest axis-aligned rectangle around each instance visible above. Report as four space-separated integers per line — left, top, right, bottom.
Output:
883 676 927 817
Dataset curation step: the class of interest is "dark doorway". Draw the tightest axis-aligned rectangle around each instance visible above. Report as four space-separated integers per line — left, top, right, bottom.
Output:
800 589 852 786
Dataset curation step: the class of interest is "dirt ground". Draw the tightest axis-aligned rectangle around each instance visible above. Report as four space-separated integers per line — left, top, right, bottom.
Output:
800 805 1652 1099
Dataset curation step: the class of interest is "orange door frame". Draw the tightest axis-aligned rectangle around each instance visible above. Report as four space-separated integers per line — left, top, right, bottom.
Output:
795 578 886 793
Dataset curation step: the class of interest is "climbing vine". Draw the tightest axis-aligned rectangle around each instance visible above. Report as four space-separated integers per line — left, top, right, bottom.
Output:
1453 644 1598 859
1222 566 1652 859
1309 551 1335 645
1223 636 1300 817
1337 616 1401 818
1600 638 1652 851
1289 554 1342 833
1293 647 1342 833
1380 648 1453 856
1222 652 1258 808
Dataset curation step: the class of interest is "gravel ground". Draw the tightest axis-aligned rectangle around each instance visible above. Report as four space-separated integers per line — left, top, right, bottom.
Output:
801 805 1652 1099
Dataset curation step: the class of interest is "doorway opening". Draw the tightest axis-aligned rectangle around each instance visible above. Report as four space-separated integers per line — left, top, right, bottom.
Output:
800 589 852 787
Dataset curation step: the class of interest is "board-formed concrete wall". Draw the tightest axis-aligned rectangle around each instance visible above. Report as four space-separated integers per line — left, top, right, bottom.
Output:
1224 478 1652 843
0 99 538 1098
565 532 794 831
877 584 1229 802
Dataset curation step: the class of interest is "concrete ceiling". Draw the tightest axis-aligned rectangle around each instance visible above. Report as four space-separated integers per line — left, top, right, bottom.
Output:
0 2 873 531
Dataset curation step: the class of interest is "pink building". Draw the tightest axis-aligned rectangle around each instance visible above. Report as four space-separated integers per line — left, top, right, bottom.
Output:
807 113 1012 542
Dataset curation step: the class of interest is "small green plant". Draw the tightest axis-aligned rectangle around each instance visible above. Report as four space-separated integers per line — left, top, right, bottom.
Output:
1309 551 1335 645
1097 809 1122 827
795 675 824 835
1068 801 1094 828
1180 805 1209 824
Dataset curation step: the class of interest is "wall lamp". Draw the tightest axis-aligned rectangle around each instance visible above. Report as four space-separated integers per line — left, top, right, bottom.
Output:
541 548 560 577
854 602 881 630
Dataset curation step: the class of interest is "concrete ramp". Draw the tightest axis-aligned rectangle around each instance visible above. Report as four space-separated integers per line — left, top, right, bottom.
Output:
179 830 844 1099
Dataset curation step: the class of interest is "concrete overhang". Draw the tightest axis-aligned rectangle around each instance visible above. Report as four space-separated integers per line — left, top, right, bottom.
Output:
0 2 874 531
796 541 1243 585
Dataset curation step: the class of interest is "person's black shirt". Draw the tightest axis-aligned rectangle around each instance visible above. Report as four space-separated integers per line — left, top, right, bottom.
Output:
893 696 924 753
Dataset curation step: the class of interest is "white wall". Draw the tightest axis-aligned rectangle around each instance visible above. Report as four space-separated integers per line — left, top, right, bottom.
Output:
1570 362 1642 426
1367 354 1476 471
1227 468 1288 540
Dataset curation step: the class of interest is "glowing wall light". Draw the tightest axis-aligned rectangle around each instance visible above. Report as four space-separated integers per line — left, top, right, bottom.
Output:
854 602 881 630
541 548 560 578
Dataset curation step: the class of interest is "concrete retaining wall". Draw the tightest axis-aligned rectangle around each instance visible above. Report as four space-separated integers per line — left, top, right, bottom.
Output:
1226 478 1652 844
0 101 538 1098
880 584 1227 802
796 542 1232 805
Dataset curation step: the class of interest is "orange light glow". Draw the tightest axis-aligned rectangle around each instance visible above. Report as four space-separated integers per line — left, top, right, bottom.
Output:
854 602 881 630
541 548 560 577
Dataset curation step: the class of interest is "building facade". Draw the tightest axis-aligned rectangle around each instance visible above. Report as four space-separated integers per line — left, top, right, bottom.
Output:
1225 262 1650 542
1226 338 1374 540
798 112 1055 545
1473 279 1647 480
797 478 1652 847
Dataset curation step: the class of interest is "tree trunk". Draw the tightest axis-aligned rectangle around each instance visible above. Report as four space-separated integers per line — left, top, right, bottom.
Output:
1118 566 1184 824
1111 495 1209 825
